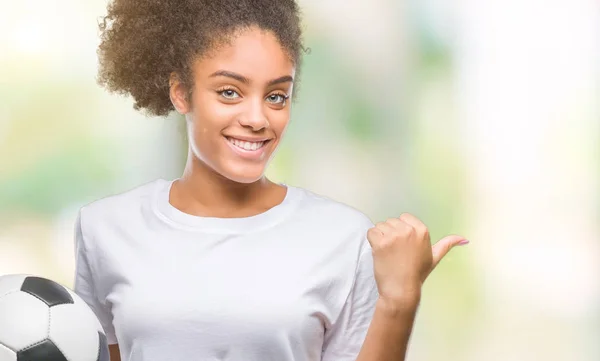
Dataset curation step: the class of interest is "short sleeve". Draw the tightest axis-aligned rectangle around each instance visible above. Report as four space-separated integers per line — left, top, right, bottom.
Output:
321 242 379 361
73 210 118 344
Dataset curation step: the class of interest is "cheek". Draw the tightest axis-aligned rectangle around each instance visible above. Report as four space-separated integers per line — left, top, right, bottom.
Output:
188 94 231 136
186 102 229 155
188 122 221 157
269 108 292 136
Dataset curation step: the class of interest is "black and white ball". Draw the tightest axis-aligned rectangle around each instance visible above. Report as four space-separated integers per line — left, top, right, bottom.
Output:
0 274 108 361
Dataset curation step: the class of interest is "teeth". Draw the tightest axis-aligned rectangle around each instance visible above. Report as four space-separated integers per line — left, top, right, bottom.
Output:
228 138 265 151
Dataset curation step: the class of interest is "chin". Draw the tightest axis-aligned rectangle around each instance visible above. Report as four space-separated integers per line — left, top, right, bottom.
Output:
220 165 267 184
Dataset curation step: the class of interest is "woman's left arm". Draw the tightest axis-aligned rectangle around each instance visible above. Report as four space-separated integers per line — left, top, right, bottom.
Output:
354 296 419 361
355 213 468 361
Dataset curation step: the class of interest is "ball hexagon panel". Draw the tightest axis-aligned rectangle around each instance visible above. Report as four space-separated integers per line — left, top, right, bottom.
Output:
49 291 107 361
0 275 31 298
0 291 49 351
0 343 17 361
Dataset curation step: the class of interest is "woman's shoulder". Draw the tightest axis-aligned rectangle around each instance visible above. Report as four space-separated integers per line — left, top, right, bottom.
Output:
290 186 374 230
289 186 375 265
78 178 167 224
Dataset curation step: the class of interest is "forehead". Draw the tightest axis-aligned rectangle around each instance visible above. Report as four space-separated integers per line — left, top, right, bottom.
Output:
194 28 295 82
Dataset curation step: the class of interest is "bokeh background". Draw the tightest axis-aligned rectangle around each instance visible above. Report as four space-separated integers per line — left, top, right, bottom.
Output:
1 0 598 360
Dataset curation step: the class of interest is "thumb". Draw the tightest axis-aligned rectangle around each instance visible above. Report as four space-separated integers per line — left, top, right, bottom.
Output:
431 235 469 269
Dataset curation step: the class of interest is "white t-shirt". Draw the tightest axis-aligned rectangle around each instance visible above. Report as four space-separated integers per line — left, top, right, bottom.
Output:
73 179 378 361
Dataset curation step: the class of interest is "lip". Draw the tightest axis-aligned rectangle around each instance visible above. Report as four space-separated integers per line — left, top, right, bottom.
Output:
224 136 271 160
225 135 273 142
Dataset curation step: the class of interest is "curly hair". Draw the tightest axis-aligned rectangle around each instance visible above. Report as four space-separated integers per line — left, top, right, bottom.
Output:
97 0 305 117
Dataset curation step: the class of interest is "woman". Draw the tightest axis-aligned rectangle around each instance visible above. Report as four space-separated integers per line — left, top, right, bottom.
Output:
73 0 468 360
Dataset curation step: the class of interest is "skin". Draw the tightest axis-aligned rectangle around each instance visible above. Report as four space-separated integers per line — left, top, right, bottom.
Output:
107 26 468 361
356 214 467 361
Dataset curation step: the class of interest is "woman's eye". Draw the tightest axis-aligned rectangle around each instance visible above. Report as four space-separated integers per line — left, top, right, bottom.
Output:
267 94 287 104
220 89 240 99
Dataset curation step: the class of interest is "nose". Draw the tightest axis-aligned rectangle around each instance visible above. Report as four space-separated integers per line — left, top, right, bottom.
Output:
238 98 269 131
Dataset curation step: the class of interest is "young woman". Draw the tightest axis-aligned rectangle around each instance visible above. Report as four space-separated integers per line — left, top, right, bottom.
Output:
73 0 468 360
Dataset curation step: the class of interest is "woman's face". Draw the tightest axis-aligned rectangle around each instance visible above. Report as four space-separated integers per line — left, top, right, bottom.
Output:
171 27 295 184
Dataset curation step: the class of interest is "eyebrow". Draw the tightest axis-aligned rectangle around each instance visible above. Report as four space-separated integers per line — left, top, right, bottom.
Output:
209 70 294 86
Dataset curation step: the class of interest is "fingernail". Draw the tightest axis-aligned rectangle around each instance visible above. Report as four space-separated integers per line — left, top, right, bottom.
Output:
458 239 470 245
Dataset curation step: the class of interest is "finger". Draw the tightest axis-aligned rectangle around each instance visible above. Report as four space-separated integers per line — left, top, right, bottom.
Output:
384 217 406 229
367 222 395 249
375 221 396 236
367 221 394 242
366 227 384 246
385 218 420 245
431 235 468 268
398 213 425 228
398 213 430 243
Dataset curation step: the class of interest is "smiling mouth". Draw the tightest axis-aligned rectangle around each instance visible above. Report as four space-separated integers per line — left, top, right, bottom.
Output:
225 137 270 151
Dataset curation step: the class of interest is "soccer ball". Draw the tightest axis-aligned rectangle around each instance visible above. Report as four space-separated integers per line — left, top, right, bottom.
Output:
0 274 109 361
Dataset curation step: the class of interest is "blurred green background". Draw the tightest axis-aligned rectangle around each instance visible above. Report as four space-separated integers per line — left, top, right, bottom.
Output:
1 0 598 360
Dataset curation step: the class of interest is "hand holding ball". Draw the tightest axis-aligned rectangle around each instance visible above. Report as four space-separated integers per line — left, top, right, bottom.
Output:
0 274 109 361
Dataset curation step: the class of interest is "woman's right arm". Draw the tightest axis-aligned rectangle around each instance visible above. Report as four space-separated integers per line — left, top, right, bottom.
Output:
109 344 121 361
74 209 120 358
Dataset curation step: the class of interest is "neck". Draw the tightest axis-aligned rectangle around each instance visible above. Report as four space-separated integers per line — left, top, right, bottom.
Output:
171 152 282 218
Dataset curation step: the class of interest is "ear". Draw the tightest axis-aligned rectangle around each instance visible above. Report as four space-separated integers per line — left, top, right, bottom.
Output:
169 72 191 114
